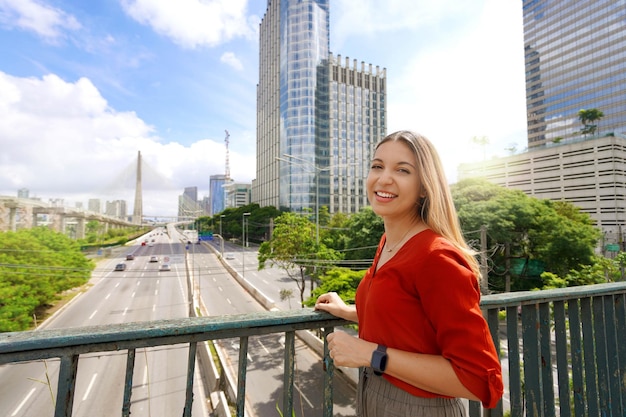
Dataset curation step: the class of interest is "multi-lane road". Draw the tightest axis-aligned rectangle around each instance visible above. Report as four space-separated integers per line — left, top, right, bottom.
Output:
0 227 357 417
190 237 357 417
0 227 208 417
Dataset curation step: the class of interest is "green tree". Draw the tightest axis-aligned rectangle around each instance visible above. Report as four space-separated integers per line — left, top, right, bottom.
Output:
341 207 384 268
303 267 366 307
578 108 604 137
452 179 601 291
258 212 341 307
0 227 95 331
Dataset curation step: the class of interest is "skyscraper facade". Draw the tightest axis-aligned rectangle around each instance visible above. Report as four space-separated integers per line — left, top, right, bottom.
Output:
253 0 386 216
209 174 227 216
524 0 626 147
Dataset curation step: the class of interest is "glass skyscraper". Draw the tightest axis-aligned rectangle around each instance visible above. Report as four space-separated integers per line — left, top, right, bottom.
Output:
524 0 626 147
253 0 386 216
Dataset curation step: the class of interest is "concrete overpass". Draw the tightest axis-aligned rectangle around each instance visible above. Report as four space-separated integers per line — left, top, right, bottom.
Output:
0 196 138 238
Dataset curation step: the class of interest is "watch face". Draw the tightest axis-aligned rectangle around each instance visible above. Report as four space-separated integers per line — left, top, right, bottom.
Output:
372 345 388 375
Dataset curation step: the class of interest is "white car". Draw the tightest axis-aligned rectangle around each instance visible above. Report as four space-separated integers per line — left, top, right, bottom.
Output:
159 263 171 271
225 253 236 260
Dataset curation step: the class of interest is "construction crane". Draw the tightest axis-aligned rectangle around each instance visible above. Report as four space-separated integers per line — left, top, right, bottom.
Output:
224 129 231 181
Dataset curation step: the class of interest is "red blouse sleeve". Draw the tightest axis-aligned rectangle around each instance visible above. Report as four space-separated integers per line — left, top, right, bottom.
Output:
417 243 503 408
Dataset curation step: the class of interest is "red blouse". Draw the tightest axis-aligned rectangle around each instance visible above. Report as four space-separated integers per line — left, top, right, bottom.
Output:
355 229 503 408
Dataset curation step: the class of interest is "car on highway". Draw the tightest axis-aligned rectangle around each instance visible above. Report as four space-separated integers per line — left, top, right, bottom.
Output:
225 252 236 260
126 254 135 260
159 263 171 271
149 256 158 263
114 263 127 271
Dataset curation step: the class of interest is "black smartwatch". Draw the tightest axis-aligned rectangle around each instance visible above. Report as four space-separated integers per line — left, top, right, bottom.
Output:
370 345 388 376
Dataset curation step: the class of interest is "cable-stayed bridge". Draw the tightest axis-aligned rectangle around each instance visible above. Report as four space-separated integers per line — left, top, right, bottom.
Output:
0 151 208 235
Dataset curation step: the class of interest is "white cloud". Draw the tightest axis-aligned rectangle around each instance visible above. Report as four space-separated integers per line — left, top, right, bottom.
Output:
220 51 244 71
0 71 255 216
331 0 475 46
0 0 81 41
334 0 528 182
119 0 258 49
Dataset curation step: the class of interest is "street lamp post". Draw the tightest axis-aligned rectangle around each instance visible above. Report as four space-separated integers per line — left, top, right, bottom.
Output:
219 214 225 256
242 212 250 277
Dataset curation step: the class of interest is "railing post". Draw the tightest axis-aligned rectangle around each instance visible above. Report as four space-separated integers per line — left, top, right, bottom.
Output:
553 301 571 417
322 327 335 417
522 303 541 417
236 336 249 417
182 342 198 417
282 331 295 417
55 354 79 417
122 348 136 417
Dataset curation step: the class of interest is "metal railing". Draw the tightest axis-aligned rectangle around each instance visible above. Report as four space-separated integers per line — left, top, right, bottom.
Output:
1 282 625 417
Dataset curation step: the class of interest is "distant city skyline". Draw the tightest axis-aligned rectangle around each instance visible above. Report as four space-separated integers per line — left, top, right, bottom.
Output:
0 0 527 216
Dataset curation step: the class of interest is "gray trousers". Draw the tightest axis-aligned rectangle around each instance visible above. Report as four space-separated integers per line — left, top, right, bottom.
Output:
356 367 467 417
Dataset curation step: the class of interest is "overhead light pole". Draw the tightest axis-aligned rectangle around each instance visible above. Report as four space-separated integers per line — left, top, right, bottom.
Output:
242 212 250 277
219 214 225 256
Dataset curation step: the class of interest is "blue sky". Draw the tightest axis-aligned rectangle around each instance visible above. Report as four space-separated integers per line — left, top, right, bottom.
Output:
0 0 527 217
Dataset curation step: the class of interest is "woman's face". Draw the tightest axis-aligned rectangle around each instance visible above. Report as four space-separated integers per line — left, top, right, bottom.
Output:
366 140 423 221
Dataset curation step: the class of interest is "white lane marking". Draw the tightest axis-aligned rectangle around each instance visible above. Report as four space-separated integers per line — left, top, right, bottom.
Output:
227 298 232 305
131 292 136 298
258 340 270 354
89 310 97 320
82 373 98 401
295 384 313 408
115 283 120 288
11 387 35 416
105 293 111 300
123 307 128 316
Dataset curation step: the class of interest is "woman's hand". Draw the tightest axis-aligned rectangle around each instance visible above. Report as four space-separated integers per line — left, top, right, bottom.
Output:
315 292 358 322
327 331 375 368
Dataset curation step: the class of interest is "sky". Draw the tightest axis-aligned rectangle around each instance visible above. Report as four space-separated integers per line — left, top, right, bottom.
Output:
0 0 528 218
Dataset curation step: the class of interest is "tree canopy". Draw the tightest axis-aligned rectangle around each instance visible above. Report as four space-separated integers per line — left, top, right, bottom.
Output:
0 227 95 332
452 179 601 291
257 212 342 307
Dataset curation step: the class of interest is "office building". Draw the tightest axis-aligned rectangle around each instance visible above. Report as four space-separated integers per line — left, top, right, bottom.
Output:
105 200 127 219
178 186 203 219
252 0 386 216
459 1 626 246
225 182 251 209
210 174 228 216
88 198 101 214
524 1 626 147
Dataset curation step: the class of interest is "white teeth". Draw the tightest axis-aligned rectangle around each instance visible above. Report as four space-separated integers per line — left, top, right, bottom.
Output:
376 191 396 198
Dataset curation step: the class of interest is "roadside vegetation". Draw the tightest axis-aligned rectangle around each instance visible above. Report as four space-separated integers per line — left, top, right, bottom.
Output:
0 227 95 331
0 224 149 332
2 177 622 331
204 178 618 307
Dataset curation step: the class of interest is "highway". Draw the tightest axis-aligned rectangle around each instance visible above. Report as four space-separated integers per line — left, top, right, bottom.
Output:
0 227 209 417
192 238 357 417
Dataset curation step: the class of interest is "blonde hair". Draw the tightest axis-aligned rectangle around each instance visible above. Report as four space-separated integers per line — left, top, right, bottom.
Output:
377 130 480 279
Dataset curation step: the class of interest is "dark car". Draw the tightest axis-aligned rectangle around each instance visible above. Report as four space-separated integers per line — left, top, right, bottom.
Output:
126 254 135 260
114 263 127 271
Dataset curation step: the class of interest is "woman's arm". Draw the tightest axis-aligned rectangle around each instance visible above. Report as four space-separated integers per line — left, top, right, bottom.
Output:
314 292 358 322
327 331 479 401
